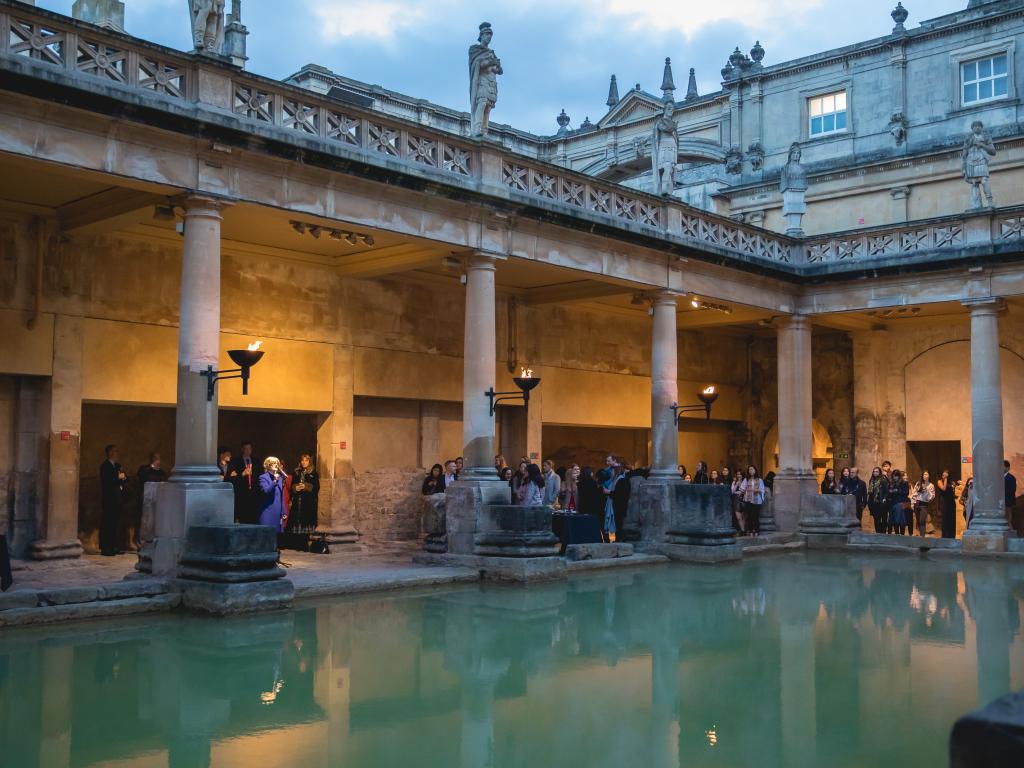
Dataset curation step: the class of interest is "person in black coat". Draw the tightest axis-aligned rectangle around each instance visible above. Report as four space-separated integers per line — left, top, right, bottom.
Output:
231 441 260 524
99 444 126 556
289 453 320 533
611 466 634 537
577 467 604 525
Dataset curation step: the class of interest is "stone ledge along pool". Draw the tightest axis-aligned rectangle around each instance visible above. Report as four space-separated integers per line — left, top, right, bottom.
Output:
0 551 1021 767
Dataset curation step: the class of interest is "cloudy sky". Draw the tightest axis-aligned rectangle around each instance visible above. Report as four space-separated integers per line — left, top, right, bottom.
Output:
42 0 965 133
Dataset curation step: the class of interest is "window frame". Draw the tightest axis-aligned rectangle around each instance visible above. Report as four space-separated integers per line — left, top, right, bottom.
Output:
799 80 854 143
807 90 849 138
951 39 1016 111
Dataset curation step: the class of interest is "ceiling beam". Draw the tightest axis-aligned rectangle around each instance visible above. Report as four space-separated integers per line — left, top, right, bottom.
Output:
57 188 164 235
523 280 636 306
335 245 448 278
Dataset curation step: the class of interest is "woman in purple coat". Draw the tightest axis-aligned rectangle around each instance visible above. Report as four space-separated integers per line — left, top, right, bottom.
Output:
258 456 288 532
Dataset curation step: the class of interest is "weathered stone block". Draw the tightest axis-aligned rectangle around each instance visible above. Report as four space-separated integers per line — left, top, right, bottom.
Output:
413 552 567 582
799 494 858 536
771 475 819 532
152 481 233 576
963 530 1014 553
950 689 1024 767
661 483 736 546
99 580 170 600
39 586 100 606
655 542 743 563
444 479 513 555
178 525 285 583
474 505 560 557
564 543 634 561
0 591 39 610
422 492 447 553
178 579 295 616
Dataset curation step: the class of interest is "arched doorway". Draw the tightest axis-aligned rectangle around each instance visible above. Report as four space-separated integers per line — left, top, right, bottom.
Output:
762 420 834 484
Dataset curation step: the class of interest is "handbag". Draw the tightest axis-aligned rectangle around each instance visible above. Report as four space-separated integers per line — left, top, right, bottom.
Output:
309 535 330 555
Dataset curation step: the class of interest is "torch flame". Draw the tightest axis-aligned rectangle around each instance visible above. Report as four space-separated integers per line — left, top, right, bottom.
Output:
703 385 716 395
247 340 263 352
520 367 533 379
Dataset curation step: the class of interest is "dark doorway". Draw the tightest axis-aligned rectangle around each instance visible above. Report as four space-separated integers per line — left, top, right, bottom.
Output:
906 440 962 484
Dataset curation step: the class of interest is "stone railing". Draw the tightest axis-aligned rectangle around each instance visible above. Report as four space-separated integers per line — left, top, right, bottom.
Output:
0 2 801 270
4 3 1020 276
801 207 1024 269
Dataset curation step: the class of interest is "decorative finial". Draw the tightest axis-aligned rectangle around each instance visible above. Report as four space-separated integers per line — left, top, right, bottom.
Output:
556 108 571 134
750 41 765 65
685 67 699 100
606 74 619 107
661 57 676 100
581 116 593 129
729 47 746 68
721 59 735 80
891 2 909 33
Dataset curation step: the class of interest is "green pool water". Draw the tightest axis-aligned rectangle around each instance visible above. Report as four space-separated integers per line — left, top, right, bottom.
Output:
2 551 1023 768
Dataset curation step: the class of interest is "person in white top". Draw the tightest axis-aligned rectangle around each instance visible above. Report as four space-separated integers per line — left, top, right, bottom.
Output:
738 465 766 537
911 471 935 537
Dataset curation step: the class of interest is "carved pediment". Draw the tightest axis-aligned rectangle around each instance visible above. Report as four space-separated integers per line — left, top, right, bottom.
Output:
598 91 666 129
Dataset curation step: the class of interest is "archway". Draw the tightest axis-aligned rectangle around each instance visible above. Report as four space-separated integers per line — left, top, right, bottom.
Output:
762 420 834 484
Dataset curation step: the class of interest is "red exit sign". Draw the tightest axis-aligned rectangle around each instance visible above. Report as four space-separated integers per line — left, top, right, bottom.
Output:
60 431 71 441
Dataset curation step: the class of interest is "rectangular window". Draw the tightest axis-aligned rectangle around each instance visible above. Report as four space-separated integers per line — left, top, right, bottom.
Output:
962 53 1008 105
808 91 848 137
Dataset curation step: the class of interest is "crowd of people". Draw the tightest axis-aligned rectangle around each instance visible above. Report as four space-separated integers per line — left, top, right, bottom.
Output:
216 442 320 534
97 441 320 556
421 453 1020 542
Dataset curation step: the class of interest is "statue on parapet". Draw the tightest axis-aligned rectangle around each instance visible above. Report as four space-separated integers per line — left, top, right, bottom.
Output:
652 100 678 196
779 142 808 236
469 22 502 137
189 0 225 55
962 120 997 209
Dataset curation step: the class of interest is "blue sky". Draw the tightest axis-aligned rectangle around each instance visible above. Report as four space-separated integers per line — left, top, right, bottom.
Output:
42 0 965 134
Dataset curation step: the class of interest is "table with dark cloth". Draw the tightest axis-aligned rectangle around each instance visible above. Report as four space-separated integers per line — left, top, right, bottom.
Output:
551 513 603 552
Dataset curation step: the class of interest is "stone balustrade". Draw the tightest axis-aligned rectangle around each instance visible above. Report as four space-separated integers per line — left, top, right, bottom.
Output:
2 1 1022 277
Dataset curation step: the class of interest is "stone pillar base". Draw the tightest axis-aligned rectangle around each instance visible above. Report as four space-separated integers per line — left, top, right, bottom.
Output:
30 538 84 560
962 529 1014 553
799 494 858 537
771 474 819 532
637 478 736 546
473 505 560 557
177 525 293 615
444 476 512 555
320 526 360 546
422 493 447 552
413 552 567 582
153 481 234 577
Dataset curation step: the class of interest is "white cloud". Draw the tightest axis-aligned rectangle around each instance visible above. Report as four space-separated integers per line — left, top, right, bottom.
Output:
312 1 427 41
576 0 826 39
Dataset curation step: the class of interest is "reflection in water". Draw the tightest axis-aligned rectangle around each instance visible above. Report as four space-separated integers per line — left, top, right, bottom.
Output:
1 553 1023 768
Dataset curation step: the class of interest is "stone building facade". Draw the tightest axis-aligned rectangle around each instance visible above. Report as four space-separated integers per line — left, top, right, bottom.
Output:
0 0 1022 556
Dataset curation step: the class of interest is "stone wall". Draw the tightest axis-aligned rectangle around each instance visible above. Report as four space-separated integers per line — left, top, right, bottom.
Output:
352 469 430 541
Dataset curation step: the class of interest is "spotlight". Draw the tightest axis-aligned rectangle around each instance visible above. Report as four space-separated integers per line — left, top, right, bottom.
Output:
153 204 176 222
691 297 701 308
362 234 375 246
309 226 322 239
328 229 343 241
344 232 359 245
290 220 307 235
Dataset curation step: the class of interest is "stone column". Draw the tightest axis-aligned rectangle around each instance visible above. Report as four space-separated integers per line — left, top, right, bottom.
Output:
773 315 817 532
650 292 679 477
316 344 358 545
444 253 510 556
153 196 234 575
33 314 84 559
963 298 1012 550
461 253 500 479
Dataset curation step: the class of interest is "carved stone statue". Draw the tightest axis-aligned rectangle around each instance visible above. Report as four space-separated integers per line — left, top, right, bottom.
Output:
469 22 502 137
651 100 678 196
962 120 996 209
189 0 225 54
724 145 743 175
779 142 808 236
747 141 765 172
888 111 908 146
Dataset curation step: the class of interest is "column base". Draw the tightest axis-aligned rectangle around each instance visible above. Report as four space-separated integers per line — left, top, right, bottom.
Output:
31 538 84 560
177 524 293 615
153 481 234 577
772 473 819 533
318 525 360 546
445 475 511 555
799 494 858 537
636 477 736 546
473 505 560 558
963 528 1014 553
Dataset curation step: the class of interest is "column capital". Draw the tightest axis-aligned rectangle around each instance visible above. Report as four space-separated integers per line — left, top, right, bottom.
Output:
175 193 235 218
650 290 682 308
464 251 505 271
778 313 811 331
962 297 1006 315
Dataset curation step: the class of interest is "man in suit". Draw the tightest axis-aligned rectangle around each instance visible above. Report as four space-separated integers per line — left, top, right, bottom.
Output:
1005 460 1017 515
99 444 126 556
232 441 259 524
